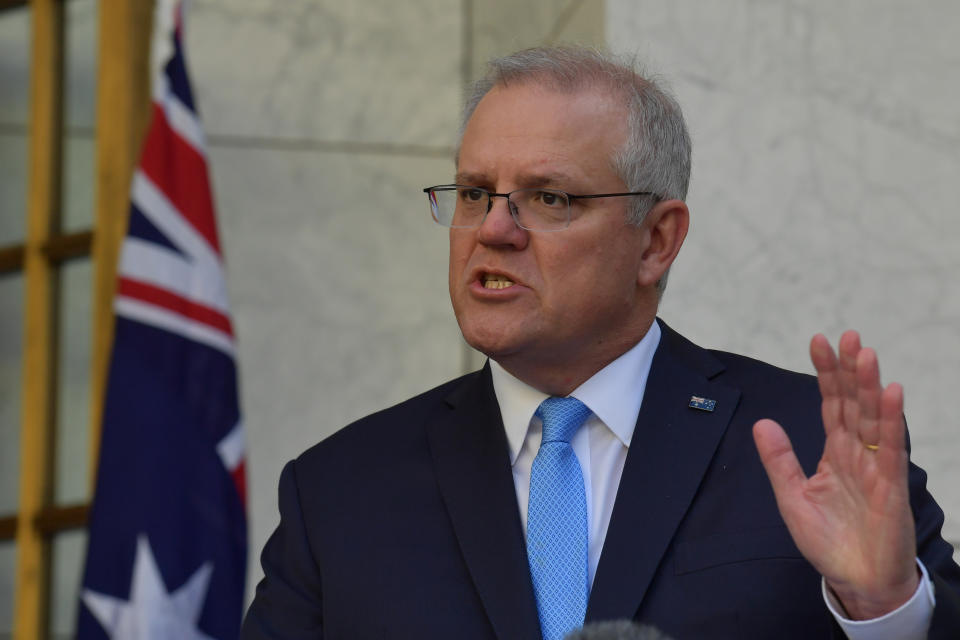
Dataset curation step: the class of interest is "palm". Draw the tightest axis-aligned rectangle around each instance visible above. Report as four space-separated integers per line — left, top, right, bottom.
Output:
753 331 918 619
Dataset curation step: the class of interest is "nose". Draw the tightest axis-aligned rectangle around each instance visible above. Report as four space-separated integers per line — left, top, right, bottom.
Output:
476 194 529 249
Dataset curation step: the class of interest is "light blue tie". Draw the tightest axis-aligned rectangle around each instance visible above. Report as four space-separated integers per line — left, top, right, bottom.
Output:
527 396 591 640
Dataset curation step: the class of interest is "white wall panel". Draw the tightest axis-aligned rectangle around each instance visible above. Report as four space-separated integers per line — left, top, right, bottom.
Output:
608 0 960 551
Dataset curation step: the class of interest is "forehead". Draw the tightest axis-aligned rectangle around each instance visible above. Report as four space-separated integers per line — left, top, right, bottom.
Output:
457 83 628 189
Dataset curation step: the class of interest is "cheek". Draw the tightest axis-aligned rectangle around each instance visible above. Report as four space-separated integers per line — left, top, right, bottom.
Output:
448 235 469 273
537 252 585 312
448 235 475 298
559 240 639 304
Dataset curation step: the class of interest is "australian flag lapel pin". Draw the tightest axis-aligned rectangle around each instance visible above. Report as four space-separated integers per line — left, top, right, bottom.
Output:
688 395 717 412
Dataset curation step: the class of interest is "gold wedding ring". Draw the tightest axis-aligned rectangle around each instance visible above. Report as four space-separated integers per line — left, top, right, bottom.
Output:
864 443 879 451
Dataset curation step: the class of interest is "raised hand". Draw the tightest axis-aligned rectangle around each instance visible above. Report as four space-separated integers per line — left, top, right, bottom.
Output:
752 331 919 619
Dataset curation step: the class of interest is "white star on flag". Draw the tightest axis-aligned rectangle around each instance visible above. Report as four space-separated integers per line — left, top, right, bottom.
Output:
82 534 216 639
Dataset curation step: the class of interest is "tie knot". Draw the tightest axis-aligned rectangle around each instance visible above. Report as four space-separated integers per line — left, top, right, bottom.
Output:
536 397 591 444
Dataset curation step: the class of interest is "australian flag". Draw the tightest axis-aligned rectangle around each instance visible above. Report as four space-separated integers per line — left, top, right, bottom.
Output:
78 1 246 638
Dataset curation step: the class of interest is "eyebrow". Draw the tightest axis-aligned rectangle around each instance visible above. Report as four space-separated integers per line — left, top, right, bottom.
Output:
516 172 575 189
454 171 488 185
453 171 578 190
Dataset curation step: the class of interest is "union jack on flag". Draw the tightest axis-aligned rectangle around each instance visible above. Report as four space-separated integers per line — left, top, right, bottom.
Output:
78 1 246 638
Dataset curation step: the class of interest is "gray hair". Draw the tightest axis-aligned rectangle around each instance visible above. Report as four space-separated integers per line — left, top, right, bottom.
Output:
457 47 692 295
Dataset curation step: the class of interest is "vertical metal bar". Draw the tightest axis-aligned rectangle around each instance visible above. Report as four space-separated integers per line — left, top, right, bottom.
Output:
88 0 154 495
14 0 63 636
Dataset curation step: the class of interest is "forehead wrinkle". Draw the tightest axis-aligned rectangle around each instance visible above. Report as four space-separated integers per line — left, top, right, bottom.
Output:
457 87 625 192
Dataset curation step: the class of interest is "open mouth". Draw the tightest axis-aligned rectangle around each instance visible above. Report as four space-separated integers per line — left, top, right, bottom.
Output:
482 273 515 289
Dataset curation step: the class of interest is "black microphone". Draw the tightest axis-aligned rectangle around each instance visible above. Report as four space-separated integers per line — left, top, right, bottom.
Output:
564 620 676 640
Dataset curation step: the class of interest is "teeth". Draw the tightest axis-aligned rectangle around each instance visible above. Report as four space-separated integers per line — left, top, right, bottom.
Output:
483 274 514 289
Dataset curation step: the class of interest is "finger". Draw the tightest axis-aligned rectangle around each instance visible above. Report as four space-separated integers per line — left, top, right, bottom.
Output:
753 419 808 503
855 347 883 447
837 330 863 435
837 330 862 394
876 382 907 476
810 334 843 436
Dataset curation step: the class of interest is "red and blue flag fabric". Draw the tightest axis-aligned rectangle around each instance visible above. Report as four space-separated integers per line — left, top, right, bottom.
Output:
78 1 246 638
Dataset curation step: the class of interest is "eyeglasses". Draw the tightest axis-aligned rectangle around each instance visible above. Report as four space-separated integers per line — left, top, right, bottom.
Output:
423 184 658 232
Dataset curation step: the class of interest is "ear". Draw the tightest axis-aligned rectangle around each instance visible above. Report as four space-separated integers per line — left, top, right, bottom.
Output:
636 199 689 287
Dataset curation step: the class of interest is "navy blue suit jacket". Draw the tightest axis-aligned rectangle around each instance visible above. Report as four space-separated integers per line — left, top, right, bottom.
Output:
241 320 960 639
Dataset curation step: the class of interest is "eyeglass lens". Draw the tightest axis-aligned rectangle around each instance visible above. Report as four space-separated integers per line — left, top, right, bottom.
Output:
429 187 570 230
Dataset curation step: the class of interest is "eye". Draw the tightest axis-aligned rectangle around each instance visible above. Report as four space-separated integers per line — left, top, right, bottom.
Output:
459 188 486 203
535 190 566 208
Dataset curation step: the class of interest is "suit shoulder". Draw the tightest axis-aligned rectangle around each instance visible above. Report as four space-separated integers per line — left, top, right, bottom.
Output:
294 369 481 466
657 319 817 394
709 348 819 393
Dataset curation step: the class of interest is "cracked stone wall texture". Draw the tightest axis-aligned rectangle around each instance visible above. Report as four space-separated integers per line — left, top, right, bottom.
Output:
608 0 960 552
172 0 956 605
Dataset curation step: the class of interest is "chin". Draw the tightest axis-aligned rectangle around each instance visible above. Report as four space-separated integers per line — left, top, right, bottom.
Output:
457 319 519 361
460 328 504 359
451 295 536 362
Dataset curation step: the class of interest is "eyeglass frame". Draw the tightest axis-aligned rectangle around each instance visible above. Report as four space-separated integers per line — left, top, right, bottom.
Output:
423 184 660 232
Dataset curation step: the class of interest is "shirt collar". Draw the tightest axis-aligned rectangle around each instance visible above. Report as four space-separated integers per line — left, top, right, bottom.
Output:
491 320 662 465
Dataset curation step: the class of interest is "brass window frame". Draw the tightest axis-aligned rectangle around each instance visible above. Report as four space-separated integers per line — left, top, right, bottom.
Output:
5 1 154 637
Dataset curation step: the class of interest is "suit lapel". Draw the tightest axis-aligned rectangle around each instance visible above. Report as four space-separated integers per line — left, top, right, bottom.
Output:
427 365 542 640
586 321 741 621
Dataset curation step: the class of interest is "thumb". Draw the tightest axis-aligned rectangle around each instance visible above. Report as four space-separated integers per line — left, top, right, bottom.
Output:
753 419 807 501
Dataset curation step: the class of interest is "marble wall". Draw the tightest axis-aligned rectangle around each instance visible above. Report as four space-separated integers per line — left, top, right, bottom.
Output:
607 1 960 549
177 0 957 606
181 0 602 598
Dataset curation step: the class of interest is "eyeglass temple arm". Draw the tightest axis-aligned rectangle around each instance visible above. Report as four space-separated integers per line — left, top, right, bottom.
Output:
567 191 657 201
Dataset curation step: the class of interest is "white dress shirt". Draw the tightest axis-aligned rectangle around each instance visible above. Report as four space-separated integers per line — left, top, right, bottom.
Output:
488 320 934 639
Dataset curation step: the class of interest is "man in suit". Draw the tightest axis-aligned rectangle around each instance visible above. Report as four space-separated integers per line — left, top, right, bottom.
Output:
241 47 960 639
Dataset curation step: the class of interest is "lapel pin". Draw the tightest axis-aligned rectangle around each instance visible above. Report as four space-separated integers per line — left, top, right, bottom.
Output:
688 396 717 412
